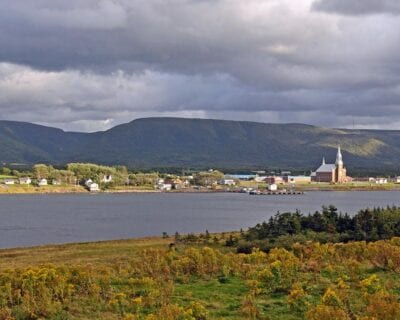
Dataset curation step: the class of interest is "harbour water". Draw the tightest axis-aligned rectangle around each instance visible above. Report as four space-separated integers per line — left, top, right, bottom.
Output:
0 191 399 248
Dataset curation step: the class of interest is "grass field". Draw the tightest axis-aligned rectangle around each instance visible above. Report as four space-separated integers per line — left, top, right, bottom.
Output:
0 175 17 180
238 180 400 192
0 184 87 194
0 235 399 319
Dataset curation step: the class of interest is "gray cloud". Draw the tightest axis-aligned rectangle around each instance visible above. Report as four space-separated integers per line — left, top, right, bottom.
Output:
312 0 400 16
0 0 399 131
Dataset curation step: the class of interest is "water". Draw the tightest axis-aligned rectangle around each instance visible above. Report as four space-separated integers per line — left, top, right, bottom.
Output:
0 191 399 248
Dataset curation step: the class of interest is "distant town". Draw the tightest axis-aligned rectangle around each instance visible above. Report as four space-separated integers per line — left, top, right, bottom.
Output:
1 146 400 194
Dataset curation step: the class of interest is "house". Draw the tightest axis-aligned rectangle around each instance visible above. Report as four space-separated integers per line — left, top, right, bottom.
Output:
219 179 236 186
85 179 94 187
264 176 284 184
254 175 267 182
352 177 370 182
312 146 349 183
396 177 400 184
89 183 100 192
38 179 48 186
375 178 388 184
101 175 112 183
19 177 32 185
227 174 256 181
164 178 188 190
284 176 312 184
159 183 172 191
3 179 15 185
268 184 278 191
52 179 61 185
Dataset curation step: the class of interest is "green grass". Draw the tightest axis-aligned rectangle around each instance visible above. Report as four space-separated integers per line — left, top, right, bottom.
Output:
0 184 88 194
0 174 17 179
1 236 399 319
174 277 248 319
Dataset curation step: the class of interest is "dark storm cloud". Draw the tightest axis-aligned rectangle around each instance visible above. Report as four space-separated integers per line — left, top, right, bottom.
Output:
0 0 400 131
312 0 400 16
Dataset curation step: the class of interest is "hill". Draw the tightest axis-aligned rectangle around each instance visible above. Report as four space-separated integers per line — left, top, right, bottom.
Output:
1 117 400 171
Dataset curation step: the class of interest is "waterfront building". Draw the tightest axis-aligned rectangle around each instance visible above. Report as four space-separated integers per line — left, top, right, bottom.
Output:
3 179 15 185
312 146 349 183
19 177 32 185
38 178 48 186
284 176 312 184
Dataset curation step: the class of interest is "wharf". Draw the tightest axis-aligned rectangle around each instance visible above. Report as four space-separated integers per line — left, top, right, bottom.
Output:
249 190 304 196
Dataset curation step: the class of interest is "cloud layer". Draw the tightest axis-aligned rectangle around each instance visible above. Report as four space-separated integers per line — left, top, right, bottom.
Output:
313 0 400 16
0 0 400 131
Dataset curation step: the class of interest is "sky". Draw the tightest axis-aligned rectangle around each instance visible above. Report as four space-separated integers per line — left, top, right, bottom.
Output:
0 0 399 132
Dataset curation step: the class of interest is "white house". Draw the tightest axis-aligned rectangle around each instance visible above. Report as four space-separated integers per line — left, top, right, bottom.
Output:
395 176 400 184
3 179 15 185
285 176 312 184
219 179 236 186
85 179 94 187
159 183 172 191
19 177 31 185
254 175 267 182
268 184 278 191
89 183 100 192
375 178 388 184
38 178 48 186
38 179 48 186
101 175 112 183
52 179 61 185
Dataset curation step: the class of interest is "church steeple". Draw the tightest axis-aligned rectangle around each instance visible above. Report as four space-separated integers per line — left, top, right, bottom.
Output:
335 145 343 166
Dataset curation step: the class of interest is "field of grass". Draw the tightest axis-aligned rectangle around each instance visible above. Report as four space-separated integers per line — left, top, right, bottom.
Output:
237 180 400 192
0 234 399 319
0 175 17 180
295 181 400 191
0 184 87 194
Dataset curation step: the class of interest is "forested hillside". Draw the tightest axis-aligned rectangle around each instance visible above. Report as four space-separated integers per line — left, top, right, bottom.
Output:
1 117 400 171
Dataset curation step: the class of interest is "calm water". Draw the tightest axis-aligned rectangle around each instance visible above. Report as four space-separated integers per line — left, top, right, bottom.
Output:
0 191 399 248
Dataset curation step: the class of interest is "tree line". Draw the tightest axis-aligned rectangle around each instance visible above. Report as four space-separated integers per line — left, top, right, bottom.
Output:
228 206 400 253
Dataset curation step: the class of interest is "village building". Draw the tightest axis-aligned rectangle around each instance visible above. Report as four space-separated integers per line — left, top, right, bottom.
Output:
264 176 284 184
375 177 388 184
284 176 312 184
268 183 278 191
312 146 350 183
219 179 236 186
164 178 188 190
19 177 32 185
38 178 48 186
159 183 172 191
396 177 400 184
3 179 15 185
85 179 94 187
101 175 112 183
89 183 100 192
254 175 267 182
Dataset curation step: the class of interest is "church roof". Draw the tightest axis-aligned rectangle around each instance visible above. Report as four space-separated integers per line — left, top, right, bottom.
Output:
316 163 336 173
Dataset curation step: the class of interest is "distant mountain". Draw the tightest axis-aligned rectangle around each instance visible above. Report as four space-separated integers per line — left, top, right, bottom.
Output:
1 117 400 172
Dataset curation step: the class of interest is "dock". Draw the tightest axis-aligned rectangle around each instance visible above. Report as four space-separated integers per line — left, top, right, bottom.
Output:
249 190 304 195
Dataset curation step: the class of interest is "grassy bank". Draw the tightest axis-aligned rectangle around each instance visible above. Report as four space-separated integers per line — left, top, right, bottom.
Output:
295 182 400 191
1 182 400 195
239 180 400 192
0 234 399 319
0 184 88 194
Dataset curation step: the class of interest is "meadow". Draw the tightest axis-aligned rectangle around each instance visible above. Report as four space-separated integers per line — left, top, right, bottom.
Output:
0 230 399 319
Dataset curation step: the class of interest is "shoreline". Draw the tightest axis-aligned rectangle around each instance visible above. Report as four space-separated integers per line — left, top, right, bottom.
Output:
0 186 399 195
